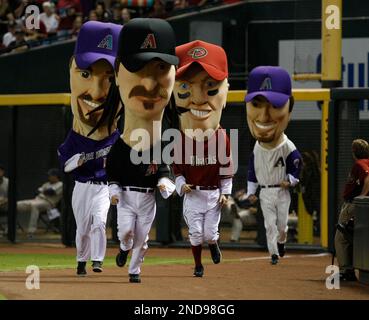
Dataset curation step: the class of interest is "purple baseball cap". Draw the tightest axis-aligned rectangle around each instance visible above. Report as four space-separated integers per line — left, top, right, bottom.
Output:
245 66 292 108
74 21 122 69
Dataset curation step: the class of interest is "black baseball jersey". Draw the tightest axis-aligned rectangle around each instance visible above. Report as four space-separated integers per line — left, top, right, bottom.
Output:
106 138 171 188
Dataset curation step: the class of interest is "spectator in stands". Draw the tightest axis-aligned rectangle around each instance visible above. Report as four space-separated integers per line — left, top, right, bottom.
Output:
121 7 131 24
110 2 122 24
57 0 82 39
95 0 111 21
17 168 63 238
225 189 258 242
8 26 29 53
40 1 59 37
88 9 98 21
2 20 16 47
334 139 369 281
0 164 8 214
71 14 82 36
187 0 208 7
148 0 166 18
0 0 13 36
80 0 95 18
22 9 48 43
173 0 187 10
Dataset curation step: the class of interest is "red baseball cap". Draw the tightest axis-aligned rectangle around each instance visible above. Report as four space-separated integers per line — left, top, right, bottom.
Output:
175 40 228 80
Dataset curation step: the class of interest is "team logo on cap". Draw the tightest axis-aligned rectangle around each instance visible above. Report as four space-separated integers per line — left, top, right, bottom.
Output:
187 47 208 59
145 161 158 176
98 35 113 50
141 34 157 49
260 77 272 91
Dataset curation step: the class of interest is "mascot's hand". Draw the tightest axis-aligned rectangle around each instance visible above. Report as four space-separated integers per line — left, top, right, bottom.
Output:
247 194 258 204
280 180 291 189
78 153 86 167
111 195 119 205
218 194 229 207
182 184 193 194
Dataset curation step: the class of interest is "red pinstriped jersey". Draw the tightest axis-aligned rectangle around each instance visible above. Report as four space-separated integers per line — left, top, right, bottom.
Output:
172 127 233 187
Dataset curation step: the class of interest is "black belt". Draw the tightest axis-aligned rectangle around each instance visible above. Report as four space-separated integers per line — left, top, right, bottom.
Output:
80 180 108 185
122 187 154 193
260 184 280 188
190 186 218 190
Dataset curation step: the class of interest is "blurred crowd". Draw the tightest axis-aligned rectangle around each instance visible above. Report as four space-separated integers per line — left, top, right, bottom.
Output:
0 0 238 55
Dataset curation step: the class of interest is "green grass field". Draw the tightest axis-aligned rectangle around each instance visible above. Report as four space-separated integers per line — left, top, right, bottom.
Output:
0 253 214 272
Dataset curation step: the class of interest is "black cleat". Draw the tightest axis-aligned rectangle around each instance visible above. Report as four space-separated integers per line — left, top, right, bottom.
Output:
116 249 129 267
129 274 141 283
209 242 222 264
271 254 279 265
340 271 357 281
92 261 103 272
277 242 286 257
77 261 87 276
193 265 204 277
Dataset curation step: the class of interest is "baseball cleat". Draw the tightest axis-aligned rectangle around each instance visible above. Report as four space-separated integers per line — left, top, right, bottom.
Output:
340 271 357 281
129 274 141 283
271 254 279 265
208 242 222 264
116 249 129 267
77 261 87 276
92 261 103 272
193 265 204 277
277 242 286 257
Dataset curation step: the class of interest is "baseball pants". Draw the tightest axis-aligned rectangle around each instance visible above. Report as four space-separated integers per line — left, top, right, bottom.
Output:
334 202 355 273
259 188 290 256
183 190 221 246
116 190 156 275
72 181 110 262
17 198 52 233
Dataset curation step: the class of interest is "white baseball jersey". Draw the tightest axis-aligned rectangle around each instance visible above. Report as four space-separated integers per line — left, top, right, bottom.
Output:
248 134 301 188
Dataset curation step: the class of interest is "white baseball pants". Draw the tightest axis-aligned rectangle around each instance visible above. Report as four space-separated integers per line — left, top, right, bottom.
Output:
17 198 52 233
183 189 221 246
259 187 290 256
116 190 156 275
72 181 110 262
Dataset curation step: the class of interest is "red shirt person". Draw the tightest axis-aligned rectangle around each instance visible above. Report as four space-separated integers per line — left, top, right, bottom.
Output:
343 158 369 202
335 139 369 281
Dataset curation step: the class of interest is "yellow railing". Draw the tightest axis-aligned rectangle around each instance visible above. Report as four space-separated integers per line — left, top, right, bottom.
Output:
0 89 331 247
0 93 70 106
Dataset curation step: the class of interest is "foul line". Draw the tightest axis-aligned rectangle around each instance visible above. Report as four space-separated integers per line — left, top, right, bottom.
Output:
239 253 330 262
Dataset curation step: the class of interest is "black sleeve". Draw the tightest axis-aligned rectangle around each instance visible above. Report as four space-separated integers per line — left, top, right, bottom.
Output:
157 163 173 181
106 144 121 185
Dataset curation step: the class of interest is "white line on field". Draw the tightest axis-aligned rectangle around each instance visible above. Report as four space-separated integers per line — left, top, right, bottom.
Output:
239 252 330 262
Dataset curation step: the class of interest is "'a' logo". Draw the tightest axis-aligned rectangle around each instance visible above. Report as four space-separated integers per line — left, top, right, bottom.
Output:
187 47 208 59
145 161 158 176
274 157 285 168
98 35 113 50
260 77 272 91
141 34 157 49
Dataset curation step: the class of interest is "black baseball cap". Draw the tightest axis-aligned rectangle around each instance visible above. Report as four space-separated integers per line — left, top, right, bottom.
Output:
47 168 60 177
118 18 179 72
